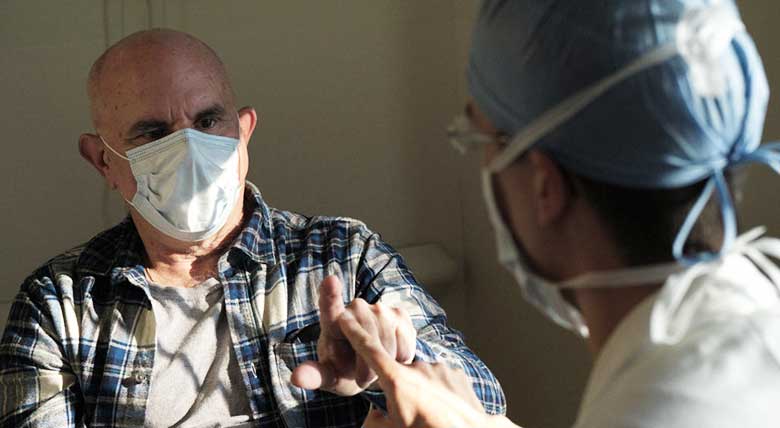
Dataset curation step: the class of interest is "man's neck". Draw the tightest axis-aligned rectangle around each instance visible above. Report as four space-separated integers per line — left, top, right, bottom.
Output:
573 284 660 355
133 188 251 287
548 202 664 355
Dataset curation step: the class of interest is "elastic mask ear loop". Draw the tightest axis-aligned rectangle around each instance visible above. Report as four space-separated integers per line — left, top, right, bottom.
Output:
672 169 737 264
98 134 138 208
100 135 130 161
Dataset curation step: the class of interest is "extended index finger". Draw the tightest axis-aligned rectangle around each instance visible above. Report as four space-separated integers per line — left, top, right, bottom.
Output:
337 310 401 382
319 275 346 336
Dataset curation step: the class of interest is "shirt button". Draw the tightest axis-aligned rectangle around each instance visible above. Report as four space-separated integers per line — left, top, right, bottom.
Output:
122 371 148 387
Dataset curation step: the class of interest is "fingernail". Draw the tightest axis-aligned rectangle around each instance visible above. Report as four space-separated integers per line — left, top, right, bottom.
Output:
340 311 354 321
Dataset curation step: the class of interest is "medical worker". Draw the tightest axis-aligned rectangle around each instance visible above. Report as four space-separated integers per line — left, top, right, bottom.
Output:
330 0 780 427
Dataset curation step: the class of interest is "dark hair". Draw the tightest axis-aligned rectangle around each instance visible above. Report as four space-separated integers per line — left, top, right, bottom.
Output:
564 168 742 266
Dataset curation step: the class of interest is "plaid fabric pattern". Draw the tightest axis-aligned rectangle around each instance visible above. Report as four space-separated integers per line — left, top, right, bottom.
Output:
0 182 505 427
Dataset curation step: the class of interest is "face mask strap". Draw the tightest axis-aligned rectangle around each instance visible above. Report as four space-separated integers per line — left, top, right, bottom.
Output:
487 42 682 173
672 169 737 264
674 140 780 264
100 135 130 161
481 170 590 337
562 262 687 289
738 142 780 174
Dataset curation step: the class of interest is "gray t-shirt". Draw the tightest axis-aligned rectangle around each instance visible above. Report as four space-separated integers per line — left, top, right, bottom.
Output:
144 278 254 428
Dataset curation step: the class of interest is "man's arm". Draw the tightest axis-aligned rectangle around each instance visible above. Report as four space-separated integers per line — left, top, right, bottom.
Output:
339 309 521 428
0 277 83 428
290 223 507 414
352 231 506 415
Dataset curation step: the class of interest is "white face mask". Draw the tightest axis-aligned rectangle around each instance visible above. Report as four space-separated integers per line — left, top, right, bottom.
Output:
481 169 695 338
101 128 242 242
480 170 590 337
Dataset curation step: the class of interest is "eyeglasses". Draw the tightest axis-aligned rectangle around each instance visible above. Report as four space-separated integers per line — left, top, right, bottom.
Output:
446 114 509 155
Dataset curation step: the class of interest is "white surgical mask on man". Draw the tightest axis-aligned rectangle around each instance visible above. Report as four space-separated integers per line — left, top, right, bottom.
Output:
480 167 700 339
101 128 242 242
480 170 590 337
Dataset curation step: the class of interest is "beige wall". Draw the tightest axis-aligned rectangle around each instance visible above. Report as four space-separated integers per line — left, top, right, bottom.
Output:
1 2 780 428
736 0 780 234
0 1 107 327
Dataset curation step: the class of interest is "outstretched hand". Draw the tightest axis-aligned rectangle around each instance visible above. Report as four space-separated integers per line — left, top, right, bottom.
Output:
338 309 519 428
291 275 417 396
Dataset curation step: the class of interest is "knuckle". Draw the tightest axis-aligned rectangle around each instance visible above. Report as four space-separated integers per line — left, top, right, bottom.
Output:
342 306 358 321
348 298 367 310
431 362 446 373
412 360 433 374
456 367 469 379
384 372 401 389
371 301 386 315
391 306 405 318
387 307 409 328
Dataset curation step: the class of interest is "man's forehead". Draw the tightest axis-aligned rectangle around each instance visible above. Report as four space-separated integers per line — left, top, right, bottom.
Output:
98 58 229 131
88 30 233 133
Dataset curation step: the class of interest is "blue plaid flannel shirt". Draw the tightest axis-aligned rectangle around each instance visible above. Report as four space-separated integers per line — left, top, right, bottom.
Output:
0 182 505 427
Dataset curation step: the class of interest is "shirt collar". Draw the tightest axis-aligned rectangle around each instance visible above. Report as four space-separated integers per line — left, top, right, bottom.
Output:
76 180 276 280
229 180 277 266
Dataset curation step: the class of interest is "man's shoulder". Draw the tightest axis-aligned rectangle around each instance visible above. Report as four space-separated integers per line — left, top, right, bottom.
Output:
20 219 136 295
578 295 780 428
268 207 375 240
264 207 388 267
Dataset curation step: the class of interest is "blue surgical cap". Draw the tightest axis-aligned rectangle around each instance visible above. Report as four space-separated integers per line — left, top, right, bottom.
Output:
469 0 780 262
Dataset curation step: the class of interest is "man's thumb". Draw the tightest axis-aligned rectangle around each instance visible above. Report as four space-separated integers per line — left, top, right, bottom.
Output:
291 360 336 390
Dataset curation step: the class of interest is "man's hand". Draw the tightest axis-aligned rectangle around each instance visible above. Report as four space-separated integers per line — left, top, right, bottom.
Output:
338 309 520 428
290 275 417 396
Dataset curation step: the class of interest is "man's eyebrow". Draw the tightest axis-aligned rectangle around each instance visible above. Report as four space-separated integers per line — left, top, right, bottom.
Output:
194 104 227 122
124 105 227 139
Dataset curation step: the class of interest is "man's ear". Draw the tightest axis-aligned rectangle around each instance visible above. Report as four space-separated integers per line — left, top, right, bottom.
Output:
528 149 572 226
237 106 258 145
79 133 116 188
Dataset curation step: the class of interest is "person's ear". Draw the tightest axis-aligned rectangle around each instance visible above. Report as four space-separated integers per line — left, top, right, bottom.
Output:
79 133 117 189
527 149 571 226
237 106 257 145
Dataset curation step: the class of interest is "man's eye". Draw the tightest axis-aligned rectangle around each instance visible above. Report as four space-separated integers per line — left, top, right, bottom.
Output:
141 130 166 140
198 117 218 129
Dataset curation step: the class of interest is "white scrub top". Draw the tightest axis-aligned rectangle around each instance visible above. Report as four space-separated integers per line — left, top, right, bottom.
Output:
573 253 780 428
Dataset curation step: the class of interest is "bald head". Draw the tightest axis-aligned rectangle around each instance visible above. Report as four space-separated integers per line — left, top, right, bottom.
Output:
87 29 235 130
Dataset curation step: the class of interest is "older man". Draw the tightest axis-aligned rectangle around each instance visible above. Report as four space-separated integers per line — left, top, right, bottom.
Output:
0 29 504 427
